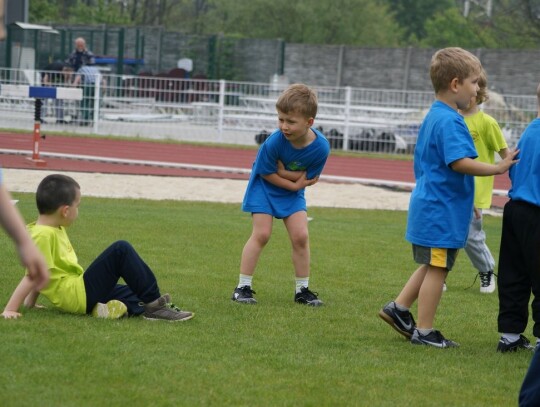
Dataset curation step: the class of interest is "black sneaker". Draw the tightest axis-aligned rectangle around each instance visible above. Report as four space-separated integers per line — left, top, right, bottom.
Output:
497 334 535 353
411 328 459 348
378 301 416 338
295 287 323 306
232 286 257 304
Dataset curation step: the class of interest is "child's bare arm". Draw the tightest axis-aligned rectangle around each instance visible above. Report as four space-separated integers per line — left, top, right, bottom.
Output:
277 160 303 182
24 289 41 309
498 147 510 160
0 185 49 290
1 275 36 319
263 172 318 191
451 149 519 176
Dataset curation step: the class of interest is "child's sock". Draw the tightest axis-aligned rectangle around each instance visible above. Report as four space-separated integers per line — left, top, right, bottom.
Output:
295 277 309 294
417 328 434 336
394 302 409 312
237 274 253 288
502 333 520 343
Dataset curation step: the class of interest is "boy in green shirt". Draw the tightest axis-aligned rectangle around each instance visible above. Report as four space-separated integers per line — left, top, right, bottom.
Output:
2 174 193 321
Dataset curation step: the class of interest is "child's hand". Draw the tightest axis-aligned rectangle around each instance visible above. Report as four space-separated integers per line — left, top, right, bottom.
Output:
1 310 22 319
294 173 319 190
305 176 320 187
496 149 519 174
19 241 50 291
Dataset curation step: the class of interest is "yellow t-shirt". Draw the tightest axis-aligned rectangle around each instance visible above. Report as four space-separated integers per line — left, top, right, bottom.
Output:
28 223 87 314
464 111 508 209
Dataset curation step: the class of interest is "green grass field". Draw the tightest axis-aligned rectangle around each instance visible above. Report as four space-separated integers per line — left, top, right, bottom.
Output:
0 193 533 407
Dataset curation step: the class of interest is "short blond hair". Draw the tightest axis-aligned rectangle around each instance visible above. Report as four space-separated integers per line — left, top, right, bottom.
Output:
275 83 318 119
430 47 482 93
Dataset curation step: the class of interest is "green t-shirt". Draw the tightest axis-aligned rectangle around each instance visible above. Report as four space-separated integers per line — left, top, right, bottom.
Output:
28 223 87 314
464 111 508 209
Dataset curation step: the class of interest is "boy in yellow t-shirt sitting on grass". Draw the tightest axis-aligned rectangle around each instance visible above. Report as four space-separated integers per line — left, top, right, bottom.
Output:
2 174 194 322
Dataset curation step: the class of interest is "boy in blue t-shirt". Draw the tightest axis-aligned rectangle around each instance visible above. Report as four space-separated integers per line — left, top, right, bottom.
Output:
519 347 540 405
232 83 330 306
378 47 518 348
496 83 540 353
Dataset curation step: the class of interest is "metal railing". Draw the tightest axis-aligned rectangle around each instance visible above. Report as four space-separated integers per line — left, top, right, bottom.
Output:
0 67 534 153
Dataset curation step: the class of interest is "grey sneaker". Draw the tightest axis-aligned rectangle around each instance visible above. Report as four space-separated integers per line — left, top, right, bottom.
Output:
411 328 459 348
378 301 416 338
143 294 194 322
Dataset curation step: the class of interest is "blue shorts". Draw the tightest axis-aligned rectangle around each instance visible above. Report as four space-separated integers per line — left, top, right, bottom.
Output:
412 245 459 271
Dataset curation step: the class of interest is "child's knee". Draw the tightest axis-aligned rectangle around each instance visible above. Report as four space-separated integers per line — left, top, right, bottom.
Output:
112 240 134 252
290 231 309 247
253 231 271 246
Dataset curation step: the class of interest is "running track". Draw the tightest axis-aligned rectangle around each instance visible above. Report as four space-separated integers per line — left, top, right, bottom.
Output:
0 132 510 207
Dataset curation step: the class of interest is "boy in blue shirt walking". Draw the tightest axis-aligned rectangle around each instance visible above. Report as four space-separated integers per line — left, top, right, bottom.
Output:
378 47 518 348
497 82 540 353
232 84 330 305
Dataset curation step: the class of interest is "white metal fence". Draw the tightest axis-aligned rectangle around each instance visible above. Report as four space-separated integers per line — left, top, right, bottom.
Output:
0 68 535 153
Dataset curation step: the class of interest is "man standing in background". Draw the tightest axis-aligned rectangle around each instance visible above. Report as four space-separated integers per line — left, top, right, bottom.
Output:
72 62 101 126
66 37 95 72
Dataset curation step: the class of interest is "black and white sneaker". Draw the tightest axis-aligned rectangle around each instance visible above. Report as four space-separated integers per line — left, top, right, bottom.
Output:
378 301 416 338
479 271 496 294
497 335 535 353
411 328 459 348
231 286 257 304
295 287 323 306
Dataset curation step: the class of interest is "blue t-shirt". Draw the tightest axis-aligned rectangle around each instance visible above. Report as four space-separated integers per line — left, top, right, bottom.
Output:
406 101 478 249
242 128 330 218
509 118 540 207
519 347 540 407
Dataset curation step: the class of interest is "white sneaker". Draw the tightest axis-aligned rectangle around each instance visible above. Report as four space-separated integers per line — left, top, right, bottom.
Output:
479 271 496 294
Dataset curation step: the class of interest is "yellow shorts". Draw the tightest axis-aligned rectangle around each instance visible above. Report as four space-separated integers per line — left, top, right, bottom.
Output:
412 245 459 271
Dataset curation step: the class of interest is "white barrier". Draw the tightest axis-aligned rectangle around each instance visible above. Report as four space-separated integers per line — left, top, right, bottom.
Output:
0 84 82 100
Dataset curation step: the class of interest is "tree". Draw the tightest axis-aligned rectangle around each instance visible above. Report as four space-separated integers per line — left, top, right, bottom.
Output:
385 0 455 42
30 0 131 25
297 0 402 46
30 0 64 22
28 0 540 48
201 0 401 46
486 0 540 48
421 7 498 48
